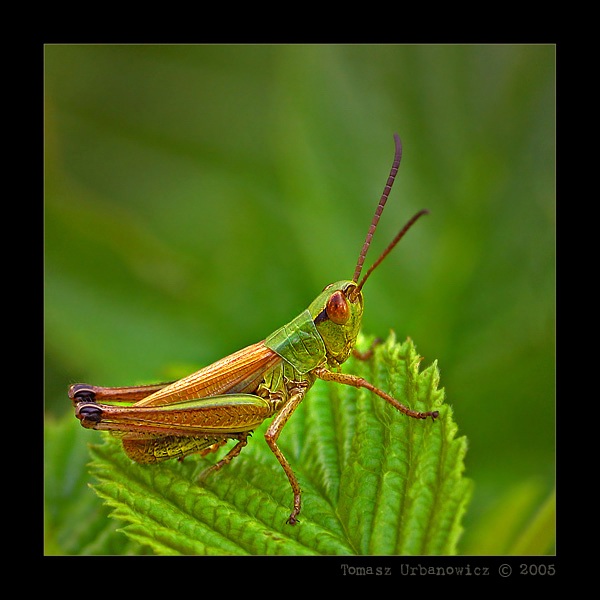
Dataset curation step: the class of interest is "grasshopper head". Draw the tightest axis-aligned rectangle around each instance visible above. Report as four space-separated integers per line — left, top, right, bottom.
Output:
309 280 363 367
307 135 429 368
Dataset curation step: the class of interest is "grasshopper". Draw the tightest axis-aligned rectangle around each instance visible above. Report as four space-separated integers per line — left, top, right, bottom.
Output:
70 133 438 525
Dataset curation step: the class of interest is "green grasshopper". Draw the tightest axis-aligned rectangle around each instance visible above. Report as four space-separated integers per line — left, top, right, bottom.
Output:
70 133 438 525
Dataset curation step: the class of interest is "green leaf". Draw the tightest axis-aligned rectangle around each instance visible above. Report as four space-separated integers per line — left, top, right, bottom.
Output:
78 334 472 555
44 414 148 555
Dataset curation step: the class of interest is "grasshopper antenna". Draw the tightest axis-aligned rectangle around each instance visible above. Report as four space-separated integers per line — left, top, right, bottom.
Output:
355 209 429 294
353 133 403 285
352 134 428 296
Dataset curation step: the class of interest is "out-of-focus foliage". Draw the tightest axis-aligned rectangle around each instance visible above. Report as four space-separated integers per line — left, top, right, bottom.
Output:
45 44 555 554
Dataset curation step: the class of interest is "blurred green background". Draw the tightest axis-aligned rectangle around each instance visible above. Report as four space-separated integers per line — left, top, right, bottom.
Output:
44 44 555 554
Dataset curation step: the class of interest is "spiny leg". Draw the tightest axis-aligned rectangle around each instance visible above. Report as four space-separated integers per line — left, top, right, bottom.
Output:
314 367 439 420
199 439 228 457
264 384 308 525
199 433 250 481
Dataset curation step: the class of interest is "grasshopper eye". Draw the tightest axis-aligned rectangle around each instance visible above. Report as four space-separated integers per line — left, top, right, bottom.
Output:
326 291 350 325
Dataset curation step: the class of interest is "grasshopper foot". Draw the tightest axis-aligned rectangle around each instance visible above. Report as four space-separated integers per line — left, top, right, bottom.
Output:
286 509 300 526
285 493 302 525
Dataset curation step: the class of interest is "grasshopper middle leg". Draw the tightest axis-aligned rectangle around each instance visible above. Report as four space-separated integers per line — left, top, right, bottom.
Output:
199 433 250 480
264 383 308 525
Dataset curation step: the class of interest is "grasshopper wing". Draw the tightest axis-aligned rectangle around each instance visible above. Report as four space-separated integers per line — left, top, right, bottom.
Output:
134 341 282 407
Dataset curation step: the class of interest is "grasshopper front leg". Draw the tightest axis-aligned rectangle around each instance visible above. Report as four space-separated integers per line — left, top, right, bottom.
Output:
264 382 309 525
351 337 382 361
314 367 439 420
